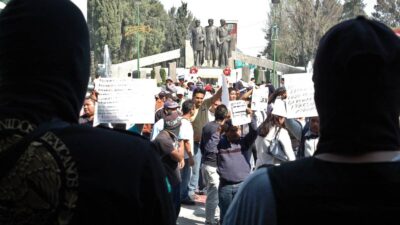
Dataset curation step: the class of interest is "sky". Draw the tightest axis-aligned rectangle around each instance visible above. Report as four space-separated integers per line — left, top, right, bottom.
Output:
159 0 377 57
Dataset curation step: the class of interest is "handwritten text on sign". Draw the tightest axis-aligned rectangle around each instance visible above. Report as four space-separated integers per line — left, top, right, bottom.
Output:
230 100 251 126
95 78 156 124
251 87 269 111
283 73 318 118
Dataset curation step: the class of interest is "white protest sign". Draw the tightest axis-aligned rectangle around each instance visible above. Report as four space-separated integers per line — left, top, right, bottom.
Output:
251 86 269 111
229 100 251 126
94 78 156 125
283 73 318 118
221 74 230 108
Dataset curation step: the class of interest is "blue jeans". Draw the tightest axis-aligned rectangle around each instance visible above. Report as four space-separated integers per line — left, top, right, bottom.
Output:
180 158 191 200
188 142 202 197
218 182 241 223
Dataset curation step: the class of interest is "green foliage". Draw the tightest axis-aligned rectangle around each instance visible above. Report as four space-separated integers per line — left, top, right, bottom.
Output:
163 2 194 66
341 0 366 21
372 0 400 28
160 68 166 84
88 0 169 66
254 68 260 84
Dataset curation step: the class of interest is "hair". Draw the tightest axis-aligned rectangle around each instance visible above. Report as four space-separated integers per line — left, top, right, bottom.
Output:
268 87 286 104
182 99 194 115
257 115 284 137
228 87 236 94
84 97 95 105
192 88 206 98
215 104 228 121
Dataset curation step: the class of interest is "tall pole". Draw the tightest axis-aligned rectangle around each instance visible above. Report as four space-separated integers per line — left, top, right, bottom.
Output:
136 3 140 78
271 0 279 87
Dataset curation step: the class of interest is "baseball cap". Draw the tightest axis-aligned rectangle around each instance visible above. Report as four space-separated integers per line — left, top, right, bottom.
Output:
164 111 181 136
164 100 179 109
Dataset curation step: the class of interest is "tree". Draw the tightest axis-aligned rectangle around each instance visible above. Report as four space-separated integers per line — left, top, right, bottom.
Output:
160 68 167 84
88 0 169 66
263 0 342 68
163 2 194 66
341 0 366 21
372 0 400 28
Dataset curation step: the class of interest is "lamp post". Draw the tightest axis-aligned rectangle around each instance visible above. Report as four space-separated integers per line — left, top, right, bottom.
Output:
271 0 280 87
135 1 141 78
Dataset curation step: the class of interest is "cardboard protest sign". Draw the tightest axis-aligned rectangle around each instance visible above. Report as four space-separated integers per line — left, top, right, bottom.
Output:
283 73 318 118
94 78 156 125
251 86 269 111
229 100 251 126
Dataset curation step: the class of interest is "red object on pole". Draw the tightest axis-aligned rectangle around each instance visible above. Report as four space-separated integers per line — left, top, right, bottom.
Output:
190 66 198 74
223 66 231 76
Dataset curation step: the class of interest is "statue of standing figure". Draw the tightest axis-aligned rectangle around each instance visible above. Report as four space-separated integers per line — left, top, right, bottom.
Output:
205 19 219 67
191 20 205 66
217 19 231 67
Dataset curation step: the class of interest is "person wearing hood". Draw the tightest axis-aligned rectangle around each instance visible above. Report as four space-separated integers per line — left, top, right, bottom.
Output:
152 111 184 221
0 0 175 224
223 16 400 225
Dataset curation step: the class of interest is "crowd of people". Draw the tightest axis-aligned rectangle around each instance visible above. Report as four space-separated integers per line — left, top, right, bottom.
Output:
0 0 399 225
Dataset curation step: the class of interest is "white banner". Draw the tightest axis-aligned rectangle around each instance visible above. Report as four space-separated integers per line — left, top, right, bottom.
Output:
229 100 251 126
94 78 156 125
283 73 318 118
251 87 269 111
221 74 230 108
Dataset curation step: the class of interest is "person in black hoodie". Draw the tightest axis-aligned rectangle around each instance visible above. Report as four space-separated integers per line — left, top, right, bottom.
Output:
0 0 175 224
223 16 400 225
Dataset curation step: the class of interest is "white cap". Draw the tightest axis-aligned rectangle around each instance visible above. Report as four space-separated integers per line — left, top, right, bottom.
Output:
271 99 287 117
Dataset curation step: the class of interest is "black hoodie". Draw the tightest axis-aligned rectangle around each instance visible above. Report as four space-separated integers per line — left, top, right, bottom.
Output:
0 0 175 224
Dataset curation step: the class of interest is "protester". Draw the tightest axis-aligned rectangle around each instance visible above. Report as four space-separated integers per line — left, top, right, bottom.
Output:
179 100 196 205
217 115 258 224
79 97 96 126
255 99 296 167
200 104 229 225
0 0 175 224
285 116 320 158
154 99 180 123
152 111 184 221
223 16 400 225
185 87 222 202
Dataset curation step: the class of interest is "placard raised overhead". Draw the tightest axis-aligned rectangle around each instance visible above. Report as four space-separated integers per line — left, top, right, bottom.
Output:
229 100 251 126
283 73 318 118
94 78 156 125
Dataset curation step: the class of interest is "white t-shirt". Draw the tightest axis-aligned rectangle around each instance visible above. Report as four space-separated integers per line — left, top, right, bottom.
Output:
179 118 194 159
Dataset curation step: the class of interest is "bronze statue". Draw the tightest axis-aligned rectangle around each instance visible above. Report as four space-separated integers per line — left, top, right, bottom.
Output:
205 19 219 67
217 19 231 67
191 20 205 66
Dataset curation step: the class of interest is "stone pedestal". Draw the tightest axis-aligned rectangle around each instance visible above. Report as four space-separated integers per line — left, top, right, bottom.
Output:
258 69 266 84
169 62 177 82
154 66 162 83
185 40 194 68
242 66 250 83
140 69 147 79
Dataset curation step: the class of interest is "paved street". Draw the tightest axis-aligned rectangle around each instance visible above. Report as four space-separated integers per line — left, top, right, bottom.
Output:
177 195 207 225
